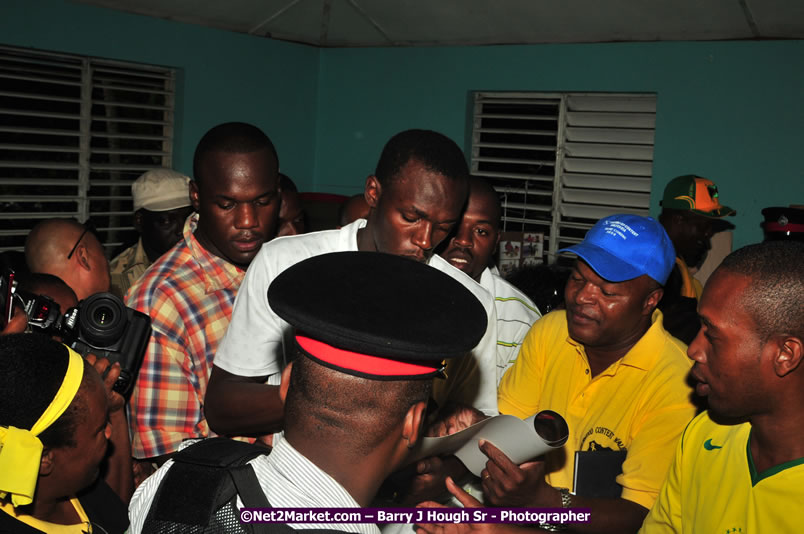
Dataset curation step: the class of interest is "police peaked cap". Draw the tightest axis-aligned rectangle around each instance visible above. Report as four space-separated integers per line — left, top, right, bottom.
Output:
268 251 486 379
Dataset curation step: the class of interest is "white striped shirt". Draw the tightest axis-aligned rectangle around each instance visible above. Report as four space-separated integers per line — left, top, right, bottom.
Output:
480 268 542 383
129 438 379 534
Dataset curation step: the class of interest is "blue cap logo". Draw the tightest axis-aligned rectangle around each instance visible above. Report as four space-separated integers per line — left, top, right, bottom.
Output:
559 214 676 285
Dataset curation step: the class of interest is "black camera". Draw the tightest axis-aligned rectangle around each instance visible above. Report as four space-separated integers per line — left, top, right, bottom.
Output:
16 289 151 397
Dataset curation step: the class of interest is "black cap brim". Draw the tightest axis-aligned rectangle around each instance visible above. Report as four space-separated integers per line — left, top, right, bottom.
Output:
268 252 488 366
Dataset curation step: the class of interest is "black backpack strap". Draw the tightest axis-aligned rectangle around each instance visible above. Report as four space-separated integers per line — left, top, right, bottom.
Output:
76 478 129 534
230 463 271 509
174 436 270 467
142 437 272 532
141 437 362 534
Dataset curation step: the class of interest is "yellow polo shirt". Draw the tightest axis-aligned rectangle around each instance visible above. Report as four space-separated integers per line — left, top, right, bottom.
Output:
675 257 703 300
498 309 695 510
640 411 804 533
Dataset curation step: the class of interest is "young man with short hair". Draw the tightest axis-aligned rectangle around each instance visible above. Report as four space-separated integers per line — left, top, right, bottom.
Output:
205 129 497 439
640 241 804 533
275 173 306 237
125 122 281 468
438 176 541 384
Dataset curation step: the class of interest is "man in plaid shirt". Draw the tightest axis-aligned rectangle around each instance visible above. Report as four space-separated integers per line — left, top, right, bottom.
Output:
125 122 281 477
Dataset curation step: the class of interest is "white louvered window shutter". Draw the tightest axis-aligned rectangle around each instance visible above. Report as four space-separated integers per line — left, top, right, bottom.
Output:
0 45 176 255
471 92 656 265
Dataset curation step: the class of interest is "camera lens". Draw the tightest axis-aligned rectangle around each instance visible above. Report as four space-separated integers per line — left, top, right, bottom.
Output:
93 305 115 325
78 293 127 346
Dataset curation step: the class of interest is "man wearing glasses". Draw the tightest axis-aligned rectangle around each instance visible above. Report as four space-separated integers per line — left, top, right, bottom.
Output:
25 218 111 301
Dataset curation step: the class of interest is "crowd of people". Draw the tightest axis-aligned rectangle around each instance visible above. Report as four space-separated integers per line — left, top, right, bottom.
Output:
0 121 801 534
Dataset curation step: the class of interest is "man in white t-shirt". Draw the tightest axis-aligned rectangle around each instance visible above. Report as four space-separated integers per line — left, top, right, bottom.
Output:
377 176 543 517
204 129 498 439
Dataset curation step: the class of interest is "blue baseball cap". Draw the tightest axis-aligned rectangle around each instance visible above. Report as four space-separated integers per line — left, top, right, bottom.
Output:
559 214 676 285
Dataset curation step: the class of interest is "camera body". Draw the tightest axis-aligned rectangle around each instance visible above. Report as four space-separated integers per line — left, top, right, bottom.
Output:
18 290 151 397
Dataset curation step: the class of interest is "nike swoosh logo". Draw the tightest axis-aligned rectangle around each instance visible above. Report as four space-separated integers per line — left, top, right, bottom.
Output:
704 438 723 450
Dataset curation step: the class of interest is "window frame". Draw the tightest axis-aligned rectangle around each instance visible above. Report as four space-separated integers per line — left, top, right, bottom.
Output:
470 91 657 265
0 44 177 255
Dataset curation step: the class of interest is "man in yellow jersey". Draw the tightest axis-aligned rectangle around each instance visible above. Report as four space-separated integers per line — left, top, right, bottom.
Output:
639 240 804 533
657 174 735 344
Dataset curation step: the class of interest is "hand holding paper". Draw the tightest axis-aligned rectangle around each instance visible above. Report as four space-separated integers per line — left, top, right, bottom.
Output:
410 410 569 477
479 440 552 508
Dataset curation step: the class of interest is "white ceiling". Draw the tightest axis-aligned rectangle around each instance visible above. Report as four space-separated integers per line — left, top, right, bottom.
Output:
75 0 804 47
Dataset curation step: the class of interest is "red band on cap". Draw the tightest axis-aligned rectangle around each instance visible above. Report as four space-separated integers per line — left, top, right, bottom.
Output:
295 335 441 377
765 222 804 232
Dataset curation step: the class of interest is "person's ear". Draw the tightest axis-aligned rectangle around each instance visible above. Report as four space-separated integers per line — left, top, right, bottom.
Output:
133 210 144 234
189 180 201 212
39 448 55 476
74 243 92 271
774 336 803 378
364 176 381 210
278 361 294 405
402 400 428 450
644 286 664 315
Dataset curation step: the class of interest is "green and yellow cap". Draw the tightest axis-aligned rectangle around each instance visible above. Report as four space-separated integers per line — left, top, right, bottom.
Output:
660 175 736 218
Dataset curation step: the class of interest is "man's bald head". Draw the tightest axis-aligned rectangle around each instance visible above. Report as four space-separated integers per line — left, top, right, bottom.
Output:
26 219 82 267
25 219 110 301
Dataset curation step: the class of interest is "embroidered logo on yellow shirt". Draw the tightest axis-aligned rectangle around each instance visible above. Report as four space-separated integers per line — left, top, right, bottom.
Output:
579 426 626 451
703 438 723 450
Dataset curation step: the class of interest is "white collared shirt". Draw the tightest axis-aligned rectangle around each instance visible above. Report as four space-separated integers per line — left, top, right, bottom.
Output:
129 438 380 534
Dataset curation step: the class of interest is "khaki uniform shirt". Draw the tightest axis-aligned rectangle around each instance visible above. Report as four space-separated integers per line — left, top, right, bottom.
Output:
109 239 151 299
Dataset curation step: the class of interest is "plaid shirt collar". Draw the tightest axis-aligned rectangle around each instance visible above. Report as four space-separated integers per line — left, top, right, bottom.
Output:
183 213 246 294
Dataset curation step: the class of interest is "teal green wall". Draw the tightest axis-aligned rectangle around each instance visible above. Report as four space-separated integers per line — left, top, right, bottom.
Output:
1 0 319 189
3 0 803 247
316 41 804 249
